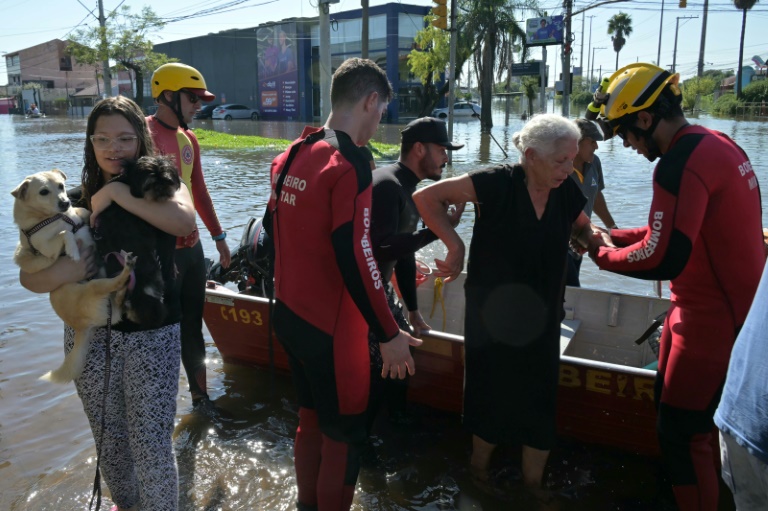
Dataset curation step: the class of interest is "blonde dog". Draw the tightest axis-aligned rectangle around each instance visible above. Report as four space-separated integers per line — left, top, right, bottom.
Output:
11 169 135 383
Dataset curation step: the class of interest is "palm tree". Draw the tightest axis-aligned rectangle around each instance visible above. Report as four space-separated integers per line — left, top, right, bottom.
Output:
460 0 526 131
607 12 633 70
734 0 759 97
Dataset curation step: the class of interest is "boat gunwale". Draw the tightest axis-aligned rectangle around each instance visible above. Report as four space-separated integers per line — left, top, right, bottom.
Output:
204 282 660 375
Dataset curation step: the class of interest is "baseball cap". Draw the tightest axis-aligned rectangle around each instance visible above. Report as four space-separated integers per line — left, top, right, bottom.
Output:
574 118 603 141
401 117 465 150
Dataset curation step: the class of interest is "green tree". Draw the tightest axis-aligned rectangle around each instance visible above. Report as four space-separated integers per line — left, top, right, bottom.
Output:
681 76 716 111
408 16 452 116
521 75 538 117
733 0 759 97
607 12 633 70
68 6 174 106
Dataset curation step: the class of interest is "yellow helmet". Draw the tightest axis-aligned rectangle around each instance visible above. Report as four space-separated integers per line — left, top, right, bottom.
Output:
601 63 680 133
151 63 215 101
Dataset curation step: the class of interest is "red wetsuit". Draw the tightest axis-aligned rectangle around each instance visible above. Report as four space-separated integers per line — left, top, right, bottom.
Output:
594 125 764 510
147 115 224 402
268 127 398 511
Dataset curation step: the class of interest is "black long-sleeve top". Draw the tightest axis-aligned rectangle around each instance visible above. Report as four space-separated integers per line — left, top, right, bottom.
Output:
370 162 438 311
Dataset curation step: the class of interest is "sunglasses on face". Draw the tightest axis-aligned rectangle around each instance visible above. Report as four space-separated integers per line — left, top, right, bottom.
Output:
180 90 200 104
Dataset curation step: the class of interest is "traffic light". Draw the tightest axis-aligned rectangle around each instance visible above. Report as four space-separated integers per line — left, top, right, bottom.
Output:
679 0 686 6
432 0 448 30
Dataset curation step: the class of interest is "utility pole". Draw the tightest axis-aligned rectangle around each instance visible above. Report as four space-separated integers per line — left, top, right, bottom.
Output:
361 0 369 59
319 1 333 120
447 0 457 164
656 0 665 67
697 0 709 77
586 15 595 92
562 0 573 117
97 0 111 97
579 12 585 77
591 47 606 90
540 47 547 112
672 16 698 73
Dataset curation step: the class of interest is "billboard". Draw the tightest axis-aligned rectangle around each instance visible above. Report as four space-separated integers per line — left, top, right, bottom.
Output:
257 22 299 118
525 16 564 47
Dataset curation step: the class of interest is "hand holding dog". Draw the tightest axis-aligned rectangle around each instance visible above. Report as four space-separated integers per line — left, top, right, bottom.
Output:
89 181 124 227
19 240 97 294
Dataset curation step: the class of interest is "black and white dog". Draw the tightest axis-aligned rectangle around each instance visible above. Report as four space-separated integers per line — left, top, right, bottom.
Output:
94 155 181 328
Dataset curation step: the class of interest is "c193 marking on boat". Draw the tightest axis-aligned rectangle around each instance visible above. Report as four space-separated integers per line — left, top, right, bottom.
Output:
219 306 264 326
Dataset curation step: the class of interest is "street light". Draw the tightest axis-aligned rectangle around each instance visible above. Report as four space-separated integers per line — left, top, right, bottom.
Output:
590 47 606 91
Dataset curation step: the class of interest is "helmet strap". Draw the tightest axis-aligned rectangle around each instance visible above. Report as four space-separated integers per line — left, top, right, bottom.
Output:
158 91 188 130
624 113 662 161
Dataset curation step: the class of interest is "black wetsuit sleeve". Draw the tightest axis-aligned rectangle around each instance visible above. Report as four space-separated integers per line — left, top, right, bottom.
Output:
395 256 418 311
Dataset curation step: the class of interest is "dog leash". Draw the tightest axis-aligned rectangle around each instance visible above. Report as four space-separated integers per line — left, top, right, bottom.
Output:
89 302 113 511
23 213 85 255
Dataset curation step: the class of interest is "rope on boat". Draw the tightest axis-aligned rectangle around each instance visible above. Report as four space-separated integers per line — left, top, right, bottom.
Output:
429 277 447 331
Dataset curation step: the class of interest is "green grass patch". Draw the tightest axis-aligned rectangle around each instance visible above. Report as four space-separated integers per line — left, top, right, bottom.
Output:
193 129 291 150
193 128 400 159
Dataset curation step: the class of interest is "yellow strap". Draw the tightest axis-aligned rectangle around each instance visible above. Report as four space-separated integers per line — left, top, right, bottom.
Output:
572 167 584 183
175 129 195 204
429 277 447 331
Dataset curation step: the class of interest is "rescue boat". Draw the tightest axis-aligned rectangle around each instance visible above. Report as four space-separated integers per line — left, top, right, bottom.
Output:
203 219 669 457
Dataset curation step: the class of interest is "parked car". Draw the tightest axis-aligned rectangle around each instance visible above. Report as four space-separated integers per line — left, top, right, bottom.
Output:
193 103 220 120
431 101 481 119
212 104 260 120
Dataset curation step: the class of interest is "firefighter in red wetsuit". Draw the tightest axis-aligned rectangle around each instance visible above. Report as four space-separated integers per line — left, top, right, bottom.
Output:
149 63 231 406
587 63 764 510
267 58 421 511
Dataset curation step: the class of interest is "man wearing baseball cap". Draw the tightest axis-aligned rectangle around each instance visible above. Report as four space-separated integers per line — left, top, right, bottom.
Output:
566 118 617 286
148 63 231 409
366 117 465 430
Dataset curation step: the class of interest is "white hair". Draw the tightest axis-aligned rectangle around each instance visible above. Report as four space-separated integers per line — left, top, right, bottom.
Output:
512 114 580 165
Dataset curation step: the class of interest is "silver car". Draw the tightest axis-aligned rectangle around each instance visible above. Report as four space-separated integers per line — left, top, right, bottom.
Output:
212 104 260 120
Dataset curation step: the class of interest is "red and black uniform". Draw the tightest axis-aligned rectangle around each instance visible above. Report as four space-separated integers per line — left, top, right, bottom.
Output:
147 115 225 402
594 125 764 510
268 127 398 511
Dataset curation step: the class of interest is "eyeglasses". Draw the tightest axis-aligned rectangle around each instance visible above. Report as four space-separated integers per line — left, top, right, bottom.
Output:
180 90 200 104
90 135 139 150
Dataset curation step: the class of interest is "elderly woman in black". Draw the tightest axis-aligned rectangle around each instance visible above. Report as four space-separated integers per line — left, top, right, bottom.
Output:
413 114 600 499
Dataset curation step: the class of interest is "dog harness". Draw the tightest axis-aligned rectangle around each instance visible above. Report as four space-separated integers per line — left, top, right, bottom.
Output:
23 213 85 256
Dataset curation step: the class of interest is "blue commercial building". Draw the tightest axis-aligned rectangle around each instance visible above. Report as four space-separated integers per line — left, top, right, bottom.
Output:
153 2 430 123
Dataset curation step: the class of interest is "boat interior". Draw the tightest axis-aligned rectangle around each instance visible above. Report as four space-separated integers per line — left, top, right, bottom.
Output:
414 272 669 372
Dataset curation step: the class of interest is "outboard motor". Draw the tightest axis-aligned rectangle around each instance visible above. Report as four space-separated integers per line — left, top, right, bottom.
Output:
207 217 273 296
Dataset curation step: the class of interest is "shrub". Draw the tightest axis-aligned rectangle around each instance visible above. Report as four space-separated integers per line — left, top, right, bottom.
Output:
711 94 743 116
741 80 768 103
570 91 592 107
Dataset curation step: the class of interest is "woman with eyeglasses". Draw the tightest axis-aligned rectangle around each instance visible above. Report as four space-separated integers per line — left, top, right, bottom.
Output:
147 63 231 410
19 95 196 511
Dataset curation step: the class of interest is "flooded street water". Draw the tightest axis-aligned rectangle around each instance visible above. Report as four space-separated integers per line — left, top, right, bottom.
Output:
1 103 766 510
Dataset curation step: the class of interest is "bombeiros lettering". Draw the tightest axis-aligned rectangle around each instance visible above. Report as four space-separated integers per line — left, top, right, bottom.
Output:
628 211 663 262
362 208 382 289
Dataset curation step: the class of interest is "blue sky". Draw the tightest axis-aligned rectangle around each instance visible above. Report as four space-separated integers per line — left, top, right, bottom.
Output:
1 0 766 86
